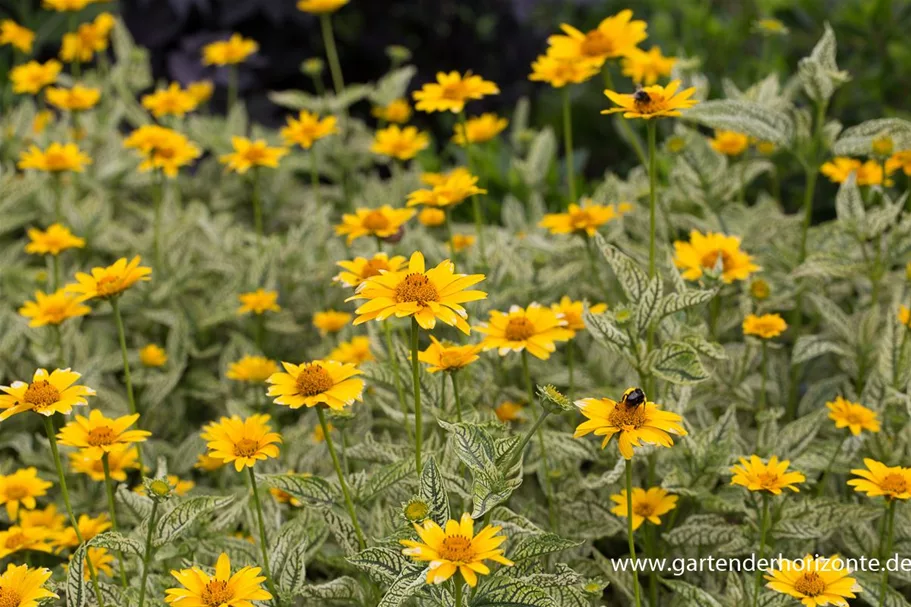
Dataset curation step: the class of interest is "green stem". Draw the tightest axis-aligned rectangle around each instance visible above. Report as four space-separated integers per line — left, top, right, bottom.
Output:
52 254 61 291
522 350 556 531
320 14 345 95
584 236 606 292
567 341 575 401
53 174 63 223
602 68 647 166
111 297 143 472
561 88 576 204
227 66 238 114
382 320 412 440
137 499 159 607
646 121 658 279
759 342 768 414
753 495 770 607
317 407 366 549
451 372 463 423
411 317 423 476
153 173 163 271
101 454 128 588
453 578 463 607
459 111 487 266
625 459 642 607
251 168 263 251
505 405 551 472
247 467 280 606
310 149 322 206
53 324 64 368
879 500 896 607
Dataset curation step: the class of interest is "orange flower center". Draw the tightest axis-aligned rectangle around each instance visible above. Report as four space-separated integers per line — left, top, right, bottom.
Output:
842 411 865 426
362 210 390 231
87 426 116 446
0 586 22 607
882 473 908 495
395 274 439 305
440 82 468 101
793 572 826 597
201 580 233 607
608 402 647 429
756 472 780 489
633 92 664 114
361 259 389 279
569 209 594 228
95 275 124 297
242 146 271 164
439 350 467 369
295 364 334 396
581 30 614 56
41 302 69 323
233 438 260 458
439 534 474 563
23 380 61 410
4 484 28 500
632 501 655 518
4 532 27 550
700 249 733 273
504 317 536 341
44 150 73 171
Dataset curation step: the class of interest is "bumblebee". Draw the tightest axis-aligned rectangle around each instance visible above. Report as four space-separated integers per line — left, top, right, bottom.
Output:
632 87 651 104
620 387 646 409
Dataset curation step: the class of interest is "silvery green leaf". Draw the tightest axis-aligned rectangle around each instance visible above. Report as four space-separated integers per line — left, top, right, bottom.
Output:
438 420 498 474
661 579 724 607
257 473 338 508
584 310 630 350
514 128 556 187
791 336 848 365
634 277 662 333
471 577 557 607
377 568 426 607
89 531 143 556
369 66 417 105
154 495 234 547
647 341 709 385
683 100 793 146
420 456 450 526
835 173 864 224
777 409 827 458
596 236 649 302
348 547 411 582
358 459 413 502
798 23 849 103
298 577 363 602
854 572 911 607
67 543 88 607
508 533 582 563
659 288 717 319
834 118 911 156
471 469 522 518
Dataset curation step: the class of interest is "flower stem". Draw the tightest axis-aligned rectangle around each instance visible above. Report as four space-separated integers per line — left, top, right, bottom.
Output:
561 87 576 204
251 168 263 251
101 454 128 588
879 500 896 607
318 407 366 549
646 120 658 279
567 341 575 401
111 297 143 472
137 499 158 607
753 494 770 607
410 317 423 476
453 578 463 607
44 416 106 607
52 253 60 291
602 68 647 166
310 149 322 206
382 320 412 440
521 350 556 530
759 342 768 414
625 459 642 607
227 66 238 113
153 172 163 271
247 467 280 606
451 372 463 423
53 324 64 368
320 14 345 95
459 111 487 266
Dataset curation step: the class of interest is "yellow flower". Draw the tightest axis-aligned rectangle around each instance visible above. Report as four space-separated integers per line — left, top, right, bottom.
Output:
730 455 805 495
72 546 114 580
821 157 895 186
754 140 777 155
407 168 486 208
135 475 194 496
57 409 151 461
45 85 101 112
765 556 858 607
673 230 760 283
574 388 687 459
753 18 789 36
18 143 91 173
750 279 771 300
495 401 524 422
550 296 607 334
60 13 115 63
372 98 411 124
313 310 352 335
42 0 93 10
400 512 513 587
123 125 201 178
418 337 482 373
453 113 508 146
548 10 647 64
848 458 911 500
66 256 152 302
0 468 52 520
0 20 35 53
413 71 499 114
371 125 430 161
335 206 416 245
270 485 302 507
54 514 110 550
475 303 573 360
0 368 95 421
141 83 199 118
539 200 632 237
826 396 879 436
418 208 446 227
820 157 860 183
165 552 272 607
709 130 750 156
529 52 601 88
334 253 408 288
186 80 214 104
296 0 349 13
220 137 288 174
620 46 676 86
19 505 66 531
886 150 911 176
871 134 894 157
350 251 487 334
18 289 90 328
603 80 698 120
266 360 364 410
32 110 53 135
10 60 61 94
202 415 281 472
139 344 167 367
281 110 338 149
328 336 374 366
0 563 57 607
237 288 280 315
202 34 258 66
70 448 139 482
610 487 677 531
449 234 475 253
194 453 224 472
0 526 54 559
742 313 787 339
900 305 911 327
226 356 278 382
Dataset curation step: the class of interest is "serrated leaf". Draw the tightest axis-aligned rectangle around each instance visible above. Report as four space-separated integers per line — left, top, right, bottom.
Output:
634 278 661 333
585 311 630 350
659 289 717 319
791 336 847 365
298 576 363 602
835 174 864 223
420 456 450 526
377 568 425 607
438 420 498 474
154 495 234 547
359 459 413 502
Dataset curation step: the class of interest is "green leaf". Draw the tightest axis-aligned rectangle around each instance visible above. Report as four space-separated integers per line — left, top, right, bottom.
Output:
420 456 451 526
509 533 582 562
298 577 363 602
66 542 88 607
359 459 413 502
853 571 911 607
665 515 744 547
471 578 557 607
798 23 849 103
348 547 412 582
89 531 144 556
596 236 649 302
115 484 153 522
777 409 827 458
791 336 847 365
369 66 417 106
661 579 723 607
659 289 717 319
514 128 556 186
584 310 630 350
438 420 498 474
835 174 864 223
257 473 338 508
471 469 523 518
377 568 426 607
154 495 234 547
634 278 662 333
683 100 793 146
647 341 709 384
834 118 911 156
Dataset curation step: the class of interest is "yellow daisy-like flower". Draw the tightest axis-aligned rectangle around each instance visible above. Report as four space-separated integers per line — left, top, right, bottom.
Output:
270 483 302 507
66 256 152 302
603 80 698 120
70 448 139 482
528 52 601 88
349 251 487 334
418 208 446 227
45 85 101 112
334 253 408 288
10 60 61 94
449 234 475 253
135 475 194 497
226 356 278 383
123 125 202 178
620 46 676 86
19 290 90 328
202 34 258 66
820 157 861 183
550 296 607 334
610 487 678 531
18 143 91 173
141 83 199 118
186 80 214 104
0 526 54 559
765 555 859 607
539 200 632 237
574 389 687 459
202 415 282 472
418 336 482 373
266 360 364 411
236 289 280 315
475 303 573 360
165 552 272 607
821 157 894 186
194 453 224 472
219 137 288 174
848 458 911 500
826 396 879 436
0 368 95 421
25 224 85 256
899 305 911 328
335 206 416 245
19 505 66 531
709 130 750 156
730 455 805 495
413 71 499 114
406 168 486 208
0 564 57 607
59 13 115 63
371 125 431 161
57 410 151 461
742 313 787 339
42 0 92 11
296 0 349 13
400 512 513 587
495 401 524 422
328 336 375 366
72 546 114 580
453 113 508 146
281 110 338 149
887 150 911 176
54 514 110 550
548 10 648 64
0 20 35 53
673 230 760 283
0 468 52 521
372 98 412 124
139 344 168 367
313 310 352 335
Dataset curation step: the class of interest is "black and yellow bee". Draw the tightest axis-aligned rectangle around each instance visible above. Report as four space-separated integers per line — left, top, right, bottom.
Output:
632 87 651 105
619 387 646 409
